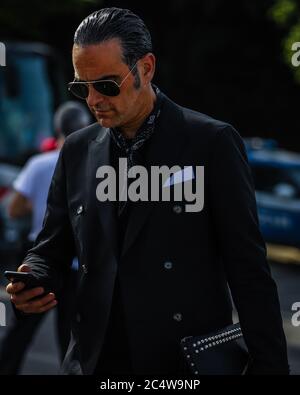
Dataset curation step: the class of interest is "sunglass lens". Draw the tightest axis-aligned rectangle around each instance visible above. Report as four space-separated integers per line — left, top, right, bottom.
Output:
94 81 120 97
68 83 89 99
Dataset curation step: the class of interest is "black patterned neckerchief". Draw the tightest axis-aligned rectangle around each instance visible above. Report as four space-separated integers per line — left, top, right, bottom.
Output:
110 86 162 169
110 86 163 216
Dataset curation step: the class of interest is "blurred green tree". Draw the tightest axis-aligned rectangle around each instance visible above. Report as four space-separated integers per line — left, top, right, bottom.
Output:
269 0 300 83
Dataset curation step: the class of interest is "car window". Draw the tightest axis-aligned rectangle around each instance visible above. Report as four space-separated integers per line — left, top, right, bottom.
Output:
0 52 54 158
251 165 300 199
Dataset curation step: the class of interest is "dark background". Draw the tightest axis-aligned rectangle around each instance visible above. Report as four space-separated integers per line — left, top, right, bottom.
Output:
1 0 300 150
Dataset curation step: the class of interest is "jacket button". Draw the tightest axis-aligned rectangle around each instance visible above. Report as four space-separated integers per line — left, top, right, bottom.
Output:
164 261 173 270
82 264 88 274
173 313 183 322
77 205 83 215
173 205 182 214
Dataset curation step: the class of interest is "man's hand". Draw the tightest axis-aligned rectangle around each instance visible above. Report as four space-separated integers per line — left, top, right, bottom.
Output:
6 264 57 314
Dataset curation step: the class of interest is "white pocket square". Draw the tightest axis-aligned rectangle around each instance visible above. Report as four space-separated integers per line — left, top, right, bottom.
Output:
163 166 195 187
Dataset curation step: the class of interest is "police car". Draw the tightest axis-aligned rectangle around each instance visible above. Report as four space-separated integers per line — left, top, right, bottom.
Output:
245 138 300 263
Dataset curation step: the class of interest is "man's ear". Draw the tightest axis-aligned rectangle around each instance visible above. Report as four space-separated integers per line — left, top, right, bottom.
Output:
141 53 156 83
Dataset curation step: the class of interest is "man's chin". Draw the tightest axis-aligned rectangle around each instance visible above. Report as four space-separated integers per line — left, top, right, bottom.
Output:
96 116 115 129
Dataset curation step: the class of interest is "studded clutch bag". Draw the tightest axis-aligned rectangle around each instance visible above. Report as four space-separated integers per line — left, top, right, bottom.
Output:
180 323 250 375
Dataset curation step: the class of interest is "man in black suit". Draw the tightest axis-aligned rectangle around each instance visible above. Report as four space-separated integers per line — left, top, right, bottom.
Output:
6 8 289 375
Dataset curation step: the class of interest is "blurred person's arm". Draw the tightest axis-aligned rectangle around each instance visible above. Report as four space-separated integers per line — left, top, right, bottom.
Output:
8 155 37 218
8 191 32 218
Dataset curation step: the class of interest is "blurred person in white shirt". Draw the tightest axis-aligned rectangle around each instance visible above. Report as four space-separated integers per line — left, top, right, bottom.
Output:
0 101 91 374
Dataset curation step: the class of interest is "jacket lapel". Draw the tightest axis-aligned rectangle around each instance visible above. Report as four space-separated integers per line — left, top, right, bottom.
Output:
87 127 119 261
121 95 188 258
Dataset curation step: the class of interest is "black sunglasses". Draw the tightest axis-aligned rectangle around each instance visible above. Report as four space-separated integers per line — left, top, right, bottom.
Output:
68 63 137 99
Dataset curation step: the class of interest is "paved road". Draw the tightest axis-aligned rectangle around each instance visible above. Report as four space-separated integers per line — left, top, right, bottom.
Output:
269 261 300 375
0 261 299 375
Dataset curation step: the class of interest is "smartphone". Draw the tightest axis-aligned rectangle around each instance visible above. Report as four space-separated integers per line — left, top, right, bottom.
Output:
4 270 53 304
4 271 42 290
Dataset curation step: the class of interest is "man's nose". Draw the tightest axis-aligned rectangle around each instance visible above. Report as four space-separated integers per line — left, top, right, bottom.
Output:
86 84 105 107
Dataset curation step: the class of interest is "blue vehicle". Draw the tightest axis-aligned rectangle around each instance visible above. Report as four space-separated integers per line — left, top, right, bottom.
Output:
0 42 67 265
0 41 67 163
245 138 300 257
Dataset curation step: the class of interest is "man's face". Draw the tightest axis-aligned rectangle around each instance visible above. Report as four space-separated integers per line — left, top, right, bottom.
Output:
72 39 148 129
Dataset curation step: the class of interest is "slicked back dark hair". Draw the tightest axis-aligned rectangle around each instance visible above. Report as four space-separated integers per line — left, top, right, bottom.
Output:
74 8 153 88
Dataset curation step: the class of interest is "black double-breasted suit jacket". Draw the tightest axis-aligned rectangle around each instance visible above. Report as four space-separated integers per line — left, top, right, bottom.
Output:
24 91 289 375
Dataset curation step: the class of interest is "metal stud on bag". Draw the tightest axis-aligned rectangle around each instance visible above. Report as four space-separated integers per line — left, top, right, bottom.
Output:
180 323 246 375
